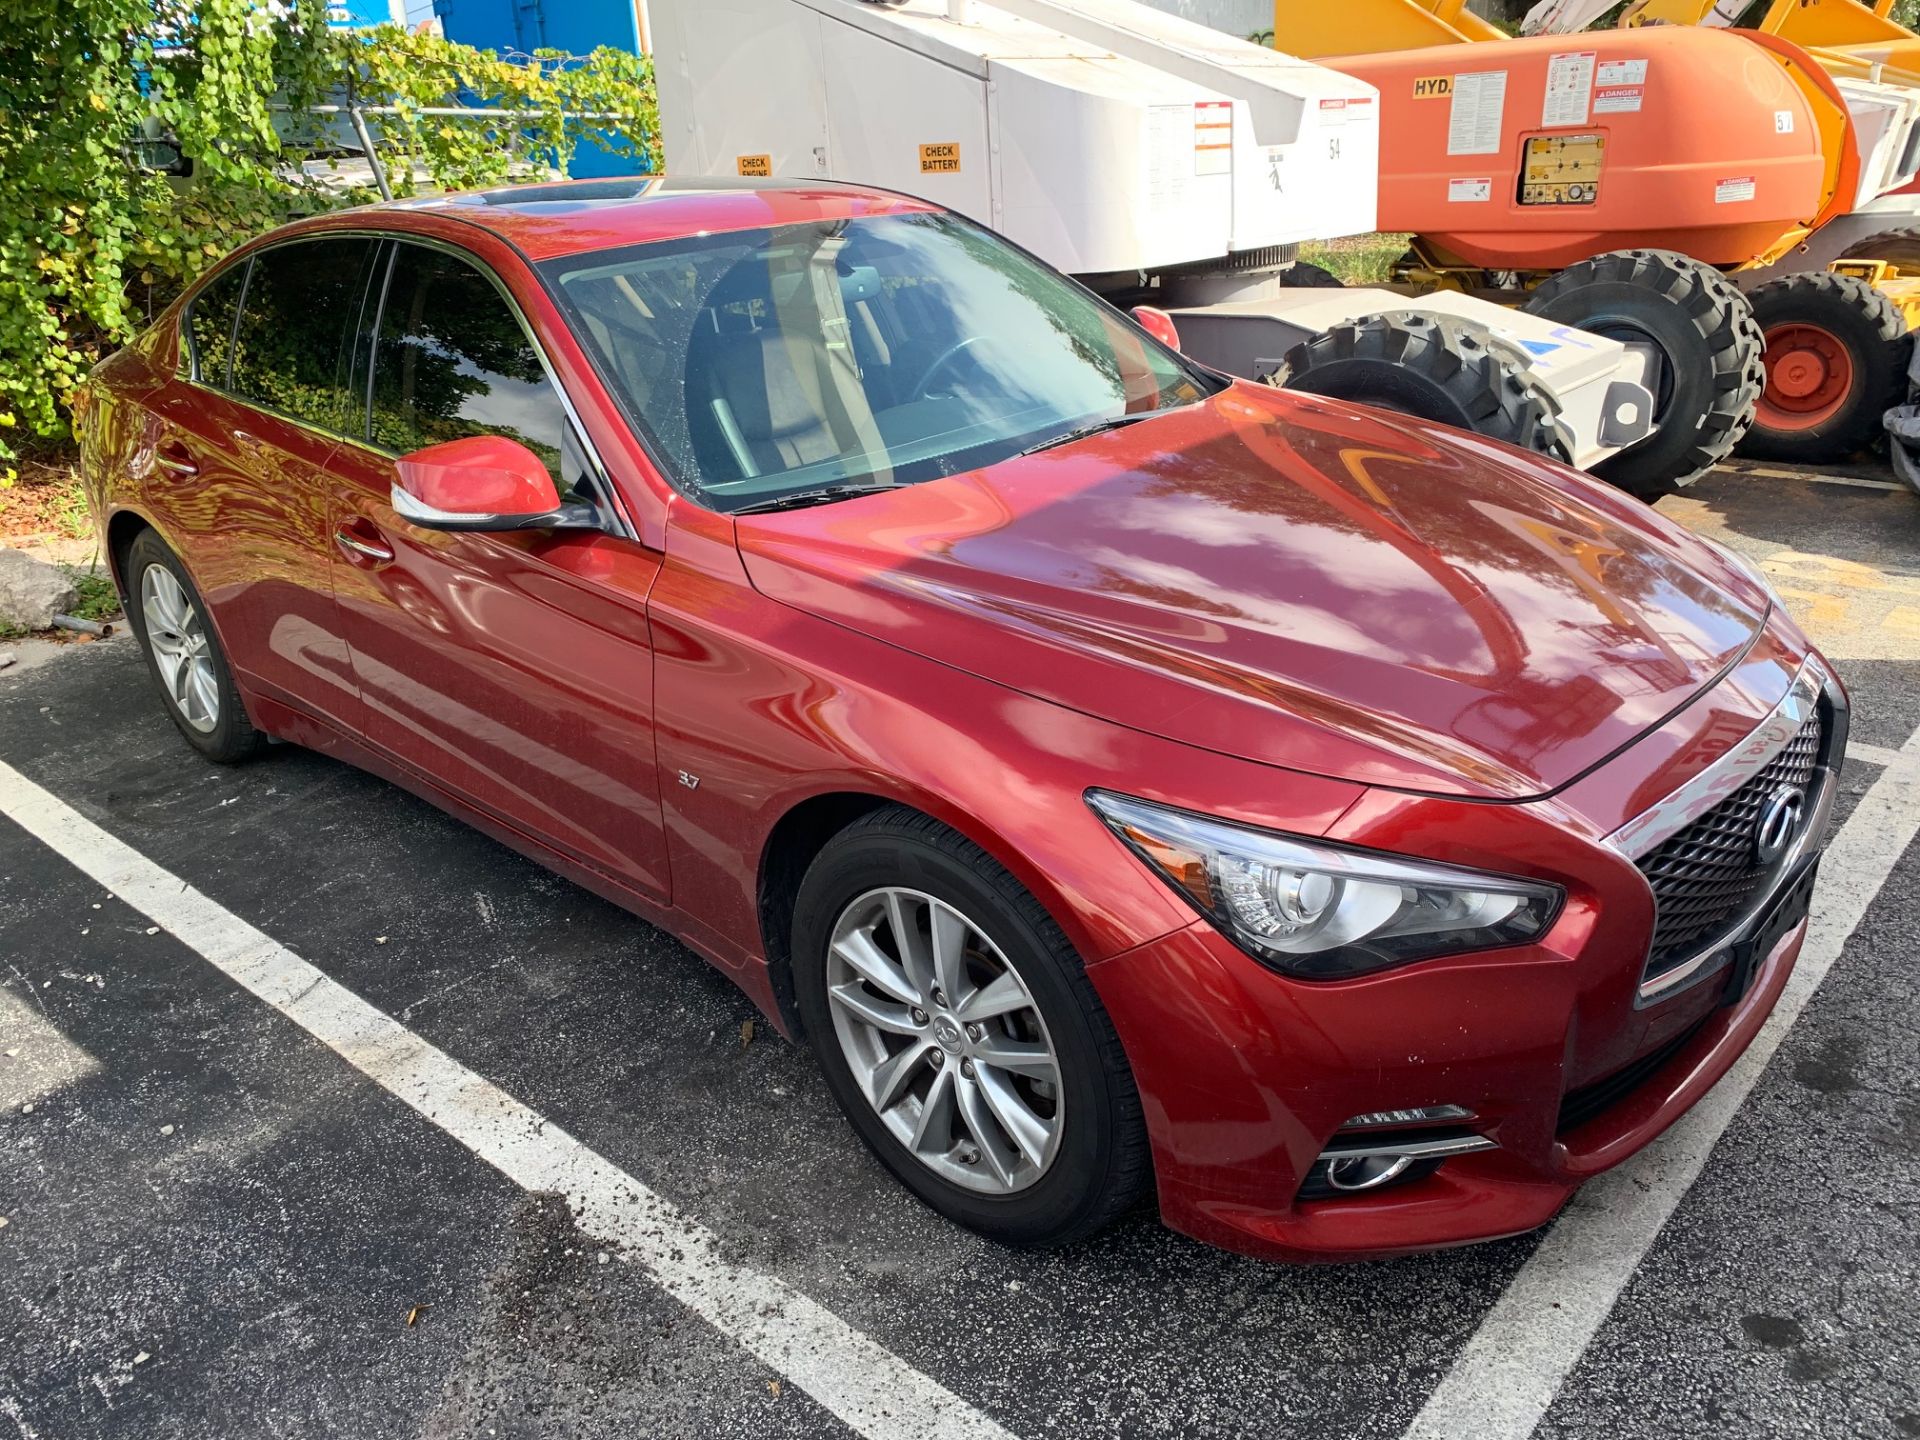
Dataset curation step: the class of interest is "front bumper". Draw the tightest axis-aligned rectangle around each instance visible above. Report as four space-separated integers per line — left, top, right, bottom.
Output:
1087 652 1845 1263
1091 905 1810 1263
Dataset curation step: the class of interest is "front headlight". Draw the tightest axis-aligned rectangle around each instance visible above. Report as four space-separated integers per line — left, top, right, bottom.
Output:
1088 791 1562 979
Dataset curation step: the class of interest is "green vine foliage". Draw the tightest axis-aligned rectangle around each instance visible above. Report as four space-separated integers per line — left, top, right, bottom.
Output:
0 0 659 483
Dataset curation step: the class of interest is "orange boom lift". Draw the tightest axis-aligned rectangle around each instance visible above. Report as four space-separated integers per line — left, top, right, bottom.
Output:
1272 5 1920 474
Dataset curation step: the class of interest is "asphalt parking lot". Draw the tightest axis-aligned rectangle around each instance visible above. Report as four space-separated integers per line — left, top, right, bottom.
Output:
4 463 1920 1440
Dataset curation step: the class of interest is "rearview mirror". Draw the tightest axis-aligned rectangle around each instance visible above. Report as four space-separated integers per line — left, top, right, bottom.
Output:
1131 305 1181 352
391 436 597 533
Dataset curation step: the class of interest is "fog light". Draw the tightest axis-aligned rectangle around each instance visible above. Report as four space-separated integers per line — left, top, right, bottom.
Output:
1297 1130 1498 1203
1325 1152 1420 1192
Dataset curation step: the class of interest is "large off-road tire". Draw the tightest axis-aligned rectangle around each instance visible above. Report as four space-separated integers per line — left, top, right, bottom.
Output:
1522 248 1763 500
1738 271 1912 463
1836 225 1920 269
793 807 1150 1248
1272 311 1572 460
122 529 266 764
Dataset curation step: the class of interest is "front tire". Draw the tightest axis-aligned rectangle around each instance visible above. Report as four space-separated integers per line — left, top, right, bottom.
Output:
123 530 264 764
793 807 1150 1247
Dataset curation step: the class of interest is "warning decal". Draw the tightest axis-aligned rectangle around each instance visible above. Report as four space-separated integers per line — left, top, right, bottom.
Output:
1447 71 1507 156
1448 177 1492 202
1595 58 1648 86
1195 100 1232 175
1543 50 1596 127
1593 86 1643 114
919 142 961 174
736 154 772 177
1715 175 1757 204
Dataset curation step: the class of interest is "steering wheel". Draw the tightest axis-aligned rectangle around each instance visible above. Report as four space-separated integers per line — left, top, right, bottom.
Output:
910 335 991 398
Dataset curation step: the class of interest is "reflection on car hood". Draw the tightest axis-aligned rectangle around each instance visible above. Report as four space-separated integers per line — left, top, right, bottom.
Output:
734 383 1767 800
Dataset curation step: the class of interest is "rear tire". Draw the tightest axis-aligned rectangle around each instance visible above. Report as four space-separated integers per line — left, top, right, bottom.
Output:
792 807 1150 1248
1836 225 1920 270
1738 271 1911 463
1273 311 1572 461
123 530 265 764
1522 248 1763 499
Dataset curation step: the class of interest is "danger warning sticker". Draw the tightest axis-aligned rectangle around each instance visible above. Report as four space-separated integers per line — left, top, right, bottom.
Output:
1593 85 1643 114
919 142 961 174
1196 100 1232 175
1447 177 1492 202
736 154 772 177
1715 175 1756 204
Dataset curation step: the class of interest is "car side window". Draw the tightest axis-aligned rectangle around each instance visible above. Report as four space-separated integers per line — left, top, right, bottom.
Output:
186 263 248 389
227 237 379 431
367 243 571 489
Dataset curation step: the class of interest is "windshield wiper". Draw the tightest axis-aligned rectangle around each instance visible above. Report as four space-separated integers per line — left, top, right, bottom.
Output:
1016 408 1172 458
729 480 899 515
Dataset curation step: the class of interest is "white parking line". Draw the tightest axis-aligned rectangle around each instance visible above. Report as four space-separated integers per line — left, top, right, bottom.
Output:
0 759 1018 1440
1402 721 1920 1440
1718 466 1905 493
1848 739 1910 769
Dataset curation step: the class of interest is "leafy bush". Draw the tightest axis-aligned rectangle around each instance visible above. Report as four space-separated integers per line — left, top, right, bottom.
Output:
0 0 658 482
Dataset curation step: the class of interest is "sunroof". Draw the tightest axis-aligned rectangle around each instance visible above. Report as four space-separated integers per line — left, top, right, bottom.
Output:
466 179 661 207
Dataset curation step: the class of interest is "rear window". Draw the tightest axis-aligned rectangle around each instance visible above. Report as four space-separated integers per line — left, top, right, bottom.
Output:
227 237 379 431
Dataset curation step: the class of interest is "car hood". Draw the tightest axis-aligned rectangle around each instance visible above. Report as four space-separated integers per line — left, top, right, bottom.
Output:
734 383 1767 800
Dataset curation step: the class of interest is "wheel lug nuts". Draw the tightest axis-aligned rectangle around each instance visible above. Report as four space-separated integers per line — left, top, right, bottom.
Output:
910 1007 928 1025
960 1059 975 1078
964 1023 982 1042
931 988 948 1007
928 1051 944 1068
960 1145 980 1164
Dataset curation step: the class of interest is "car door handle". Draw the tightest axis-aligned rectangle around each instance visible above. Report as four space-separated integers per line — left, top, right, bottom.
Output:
154 443 197 477
333 518 395 567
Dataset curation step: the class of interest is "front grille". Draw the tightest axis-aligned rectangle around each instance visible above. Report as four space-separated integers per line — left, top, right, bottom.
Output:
1557 1019 1709 1135
1635 710 1824 980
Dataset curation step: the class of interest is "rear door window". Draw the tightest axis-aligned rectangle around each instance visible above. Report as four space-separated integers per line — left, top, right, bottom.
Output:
365 241 570 486
228 237 380 431
186 263 247 389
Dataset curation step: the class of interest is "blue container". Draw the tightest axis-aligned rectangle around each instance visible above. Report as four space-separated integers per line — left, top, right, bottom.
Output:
433 0 649 177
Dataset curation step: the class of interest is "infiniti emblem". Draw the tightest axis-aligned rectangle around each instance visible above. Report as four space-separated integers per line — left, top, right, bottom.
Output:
931 1016 966 1054
1754 785 1806 866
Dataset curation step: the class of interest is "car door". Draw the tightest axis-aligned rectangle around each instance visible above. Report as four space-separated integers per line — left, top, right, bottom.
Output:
145 236 380 730
325 238 671 902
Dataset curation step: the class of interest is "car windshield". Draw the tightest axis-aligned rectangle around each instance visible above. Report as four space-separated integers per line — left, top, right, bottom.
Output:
538 212 1220 512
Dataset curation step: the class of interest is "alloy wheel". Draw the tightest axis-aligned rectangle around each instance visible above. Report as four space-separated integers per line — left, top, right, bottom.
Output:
139 563 219 734
824 886 1063 1194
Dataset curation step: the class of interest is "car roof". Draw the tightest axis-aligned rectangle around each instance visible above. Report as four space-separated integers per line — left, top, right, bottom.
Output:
354 176 942 261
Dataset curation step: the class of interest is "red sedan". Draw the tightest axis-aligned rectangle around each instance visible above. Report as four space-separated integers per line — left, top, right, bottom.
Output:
80 179 1846 1262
